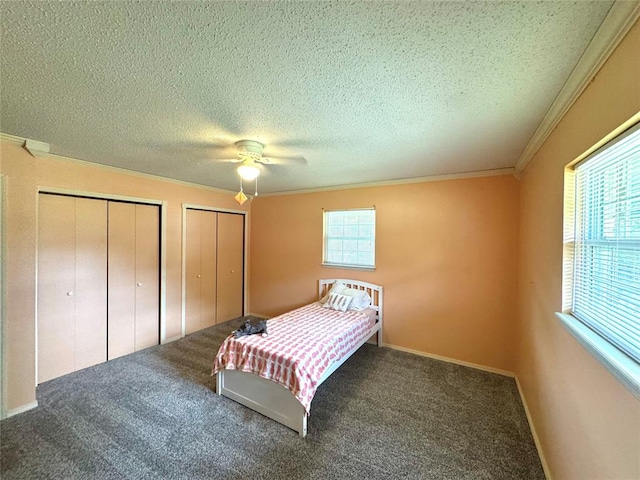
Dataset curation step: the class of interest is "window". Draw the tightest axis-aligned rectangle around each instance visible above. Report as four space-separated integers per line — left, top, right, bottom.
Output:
558 123 640 398
322 208 375 270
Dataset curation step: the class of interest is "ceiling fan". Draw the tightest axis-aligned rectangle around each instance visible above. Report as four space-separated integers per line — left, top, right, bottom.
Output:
213 139 306 180
214 139 306 204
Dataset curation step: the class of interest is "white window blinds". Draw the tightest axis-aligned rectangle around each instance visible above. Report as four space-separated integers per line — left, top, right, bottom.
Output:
323 209 375 269
572 125 640 362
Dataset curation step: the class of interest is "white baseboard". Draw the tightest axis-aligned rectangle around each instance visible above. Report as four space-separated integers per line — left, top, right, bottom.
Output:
383 343 515 377
6 401 38 418
162 334 182 345
248 312 270 320
515 376 552 480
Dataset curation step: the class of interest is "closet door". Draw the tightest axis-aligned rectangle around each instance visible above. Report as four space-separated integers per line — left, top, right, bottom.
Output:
134 204 160 350
185 209 202 335
38 195 76 382
200 211 218 329
216 213 244 322
108 202 160 359
185 209 217 334
74 199 108 370
108 202 136 359
38 194 107 383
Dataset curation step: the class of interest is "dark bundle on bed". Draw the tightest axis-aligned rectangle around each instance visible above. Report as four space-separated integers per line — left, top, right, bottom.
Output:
233 319 268 338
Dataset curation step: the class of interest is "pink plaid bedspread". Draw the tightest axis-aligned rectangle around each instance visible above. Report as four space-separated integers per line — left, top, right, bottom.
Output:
212 302 374 413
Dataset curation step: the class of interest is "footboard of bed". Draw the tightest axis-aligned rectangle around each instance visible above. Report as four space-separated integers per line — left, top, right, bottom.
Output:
216 370 308 437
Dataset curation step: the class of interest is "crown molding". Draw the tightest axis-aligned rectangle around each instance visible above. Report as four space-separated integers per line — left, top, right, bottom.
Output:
514 0 640 173
0 132 236 195
259 167 515 197
1 132 52 157
0 132 25 146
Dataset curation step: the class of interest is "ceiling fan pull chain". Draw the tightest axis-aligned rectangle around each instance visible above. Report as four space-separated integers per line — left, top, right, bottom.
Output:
254 176 258 197
234 177 248 206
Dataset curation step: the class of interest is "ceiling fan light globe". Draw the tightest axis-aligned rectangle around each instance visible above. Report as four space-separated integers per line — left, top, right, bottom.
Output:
237 164 260 181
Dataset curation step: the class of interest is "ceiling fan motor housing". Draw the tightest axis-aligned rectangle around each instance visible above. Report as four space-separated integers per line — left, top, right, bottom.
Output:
235 140 264 160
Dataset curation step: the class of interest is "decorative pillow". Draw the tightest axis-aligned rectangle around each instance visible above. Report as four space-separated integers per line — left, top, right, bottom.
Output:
323 292 353 312
320 282 347 304
321 282 373 311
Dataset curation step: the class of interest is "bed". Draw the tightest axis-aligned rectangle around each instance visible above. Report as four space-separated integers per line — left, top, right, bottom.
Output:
213 278 383 437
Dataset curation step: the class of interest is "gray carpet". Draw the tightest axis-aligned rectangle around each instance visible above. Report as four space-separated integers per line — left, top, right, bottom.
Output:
1 317 545 479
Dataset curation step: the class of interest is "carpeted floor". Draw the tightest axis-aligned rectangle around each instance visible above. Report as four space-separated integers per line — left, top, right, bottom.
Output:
1 317 545 479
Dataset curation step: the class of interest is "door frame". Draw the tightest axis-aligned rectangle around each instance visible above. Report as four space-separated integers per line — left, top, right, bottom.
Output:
35 187 168 379
181 204 248 337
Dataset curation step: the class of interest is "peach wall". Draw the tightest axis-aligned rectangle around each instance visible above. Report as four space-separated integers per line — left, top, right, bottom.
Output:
516 20 640 480
0 142 249 412
250 175 520 373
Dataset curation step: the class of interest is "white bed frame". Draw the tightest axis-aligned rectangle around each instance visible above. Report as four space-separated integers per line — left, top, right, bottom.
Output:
216 279 383 437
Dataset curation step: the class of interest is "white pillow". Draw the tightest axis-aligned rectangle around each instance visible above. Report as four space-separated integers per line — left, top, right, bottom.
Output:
341 287 372 310
323 292 352 312
321 282 373 310
320 282 347 303
353 293 372 310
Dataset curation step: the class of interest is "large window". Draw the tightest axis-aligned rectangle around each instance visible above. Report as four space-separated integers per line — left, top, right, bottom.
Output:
559 123 640 397
322 208 375 270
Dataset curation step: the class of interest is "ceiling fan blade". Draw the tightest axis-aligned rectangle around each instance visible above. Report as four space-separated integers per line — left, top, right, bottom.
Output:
210 157 242 163
255 164 271 176
259 155 307 166
207 146 241 159
272 136 354 149
142 140 240 160
209 137 235 147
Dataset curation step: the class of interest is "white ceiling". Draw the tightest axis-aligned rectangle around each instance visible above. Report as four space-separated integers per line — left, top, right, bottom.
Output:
0 1 615 193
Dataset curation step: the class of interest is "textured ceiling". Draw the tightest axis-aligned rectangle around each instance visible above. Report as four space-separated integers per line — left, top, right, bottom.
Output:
0 1 613 193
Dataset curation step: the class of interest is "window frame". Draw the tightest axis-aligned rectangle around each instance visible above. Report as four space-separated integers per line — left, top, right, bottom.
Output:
557 121 640 399
321 207 376 271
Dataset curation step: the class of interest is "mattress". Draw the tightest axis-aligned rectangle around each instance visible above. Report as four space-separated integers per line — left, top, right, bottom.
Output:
213 302 376 413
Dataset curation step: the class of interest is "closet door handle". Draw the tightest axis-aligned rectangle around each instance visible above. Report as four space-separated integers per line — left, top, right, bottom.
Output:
197 275 201 278
67 291 73 296
137 282 142 287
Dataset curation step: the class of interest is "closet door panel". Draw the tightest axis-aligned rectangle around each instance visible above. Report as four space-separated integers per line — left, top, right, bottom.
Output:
37 194 76 383
185 209 202 334
200 211 217 329
134 204 160 351
108 202 136 359
216 213 244 323
74 198 108 370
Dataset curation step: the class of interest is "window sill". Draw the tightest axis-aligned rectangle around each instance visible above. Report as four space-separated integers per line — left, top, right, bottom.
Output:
555 312 640 399
321 263 376 272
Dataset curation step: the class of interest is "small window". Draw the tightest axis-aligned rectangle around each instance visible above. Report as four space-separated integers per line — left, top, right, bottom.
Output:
558 122 640 397
322 208 375 270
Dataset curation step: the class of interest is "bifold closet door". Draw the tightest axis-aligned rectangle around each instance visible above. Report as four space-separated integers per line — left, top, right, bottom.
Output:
216 212 244 323
74 199 109 369
108 202 160 359
185 209 217 334
38 194 107 384
135 205 160 350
